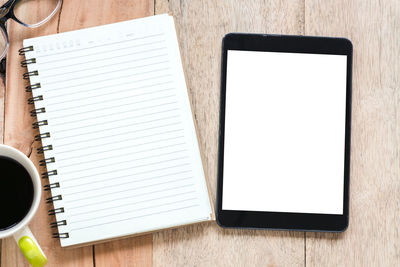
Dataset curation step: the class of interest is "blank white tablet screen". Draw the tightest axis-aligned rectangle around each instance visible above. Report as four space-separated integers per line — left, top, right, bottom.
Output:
222 50 347 214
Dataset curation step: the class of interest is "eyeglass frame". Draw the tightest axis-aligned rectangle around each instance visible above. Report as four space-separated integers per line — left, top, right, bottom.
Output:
0 0 63 60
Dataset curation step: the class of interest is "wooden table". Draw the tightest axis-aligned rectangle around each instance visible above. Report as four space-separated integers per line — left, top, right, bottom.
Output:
1 0 400 266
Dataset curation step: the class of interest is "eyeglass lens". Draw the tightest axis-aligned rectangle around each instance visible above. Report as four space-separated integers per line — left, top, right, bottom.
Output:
13 0 61 27
0 0 61 60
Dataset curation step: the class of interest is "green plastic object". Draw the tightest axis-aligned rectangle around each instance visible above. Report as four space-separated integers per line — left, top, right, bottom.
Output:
18 236 47 267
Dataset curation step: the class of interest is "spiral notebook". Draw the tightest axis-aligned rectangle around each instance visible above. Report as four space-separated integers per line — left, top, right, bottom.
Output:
20 14 214 248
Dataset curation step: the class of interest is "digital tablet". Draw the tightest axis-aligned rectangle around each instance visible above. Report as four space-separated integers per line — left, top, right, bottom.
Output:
216 33 352 232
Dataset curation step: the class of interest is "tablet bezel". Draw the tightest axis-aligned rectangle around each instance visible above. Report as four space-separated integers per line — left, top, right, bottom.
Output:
216 33 352 232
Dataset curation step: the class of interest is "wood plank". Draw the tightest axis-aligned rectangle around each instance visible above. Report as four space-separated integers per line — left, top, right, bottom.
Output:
94 236 152 267
0 72 4 145
0 2 7 265
58 0 153 31
1 1 94 266
305 0 400 266
154 1 306 266
0 3 6 261
57 1 154 267
0 66 4 267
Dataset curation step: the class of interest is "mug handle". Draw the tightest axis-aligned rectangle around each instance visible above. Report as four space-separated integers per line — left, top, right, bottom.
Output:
13 226 47 267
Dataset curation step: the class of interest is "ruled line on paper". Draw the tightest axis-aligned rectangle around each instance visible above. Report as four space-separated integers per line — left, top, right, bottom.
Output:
60 156 189 182
41 57 169 79
48 97 176 122
60 157 190 183
39 41 167 69
62 169 192 190
47 99 177 123
54 115 181 147
44 66 171 86
42 80 174 100
65 178 194 204
67 190 196 217
62 164 191 190
54 129 182 157
43 73 172 92
67 186 195 211
47 92 175 124
64 175 193 198
50 105 177 129
57 143 187 170
52 115 179 142
54 132 184 160
68 197 196 224
69 205 198 232
53 109 179 135
56 142 186 169
54 121 181 144
64 169 193 192
60 147 187 175
55 132 183 157
37 33 165 59
46 86 174 108
40 49 167 75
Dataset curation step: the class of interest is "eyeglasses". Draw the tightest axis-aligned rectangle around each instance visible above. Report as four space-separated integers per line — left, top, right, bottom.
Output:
0 0 62 61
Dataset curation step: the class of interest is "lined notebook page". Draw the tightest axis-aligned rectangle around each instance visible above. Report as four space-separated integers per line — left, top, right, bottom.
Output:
23 14 212 247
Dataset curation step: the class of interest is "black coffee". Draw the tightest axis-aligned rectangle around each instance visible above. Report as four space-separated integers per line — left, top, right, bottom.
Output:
0 156 34 230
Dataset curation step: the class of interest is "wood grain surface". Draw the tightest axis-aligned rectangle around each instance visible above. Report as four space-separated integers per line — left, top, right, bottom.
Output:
1 0 400 266
153 0 305 266
304 0 400 266
0 60 4 267
0 74 3 144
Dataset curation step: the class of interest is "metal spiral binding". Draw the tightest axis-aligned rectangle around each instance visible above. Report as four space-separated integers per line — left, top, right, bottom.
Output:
44 182 60 191
37 144 52 154
21 58 36 67
52 233 69 239
39 157 55 166
21 45 68 239
28 95 43 104
31 107 46 116
48 208 64 216
26 83 41 92
32 120 48 129
46 195 62 204
23 70 38 79
41 170 57 178
19 46 34 55
35 132 51 141
50 220 67 228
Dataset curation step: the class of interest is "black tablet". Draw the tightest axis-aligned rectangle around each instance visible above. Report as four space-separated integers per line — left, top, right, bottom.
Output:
217 33 352 232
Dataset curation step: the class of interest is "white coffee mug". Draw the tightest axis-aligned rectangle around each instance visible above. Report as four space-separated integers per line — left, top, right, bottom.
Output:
0 144 47 267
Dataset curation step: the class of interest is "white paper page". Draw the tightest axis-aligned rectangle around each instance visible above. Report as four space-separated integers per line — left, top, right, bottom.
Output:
23 14 212 247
